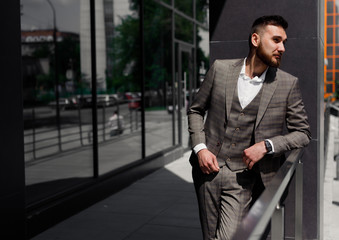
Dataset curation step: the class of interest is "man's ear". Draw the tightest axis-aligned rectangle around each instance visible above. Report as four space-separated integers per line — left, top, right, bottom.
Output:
251 33 260 48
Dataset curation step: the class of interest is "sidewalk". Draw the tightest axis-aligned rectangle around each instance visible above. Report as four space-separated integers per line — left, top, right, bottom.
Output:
323 115 339 240
31 116 339 240
32 151 202 240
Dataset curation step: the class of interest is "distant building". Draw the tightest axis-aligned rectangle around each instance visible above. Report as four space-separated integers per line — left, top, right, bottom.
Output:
324 0 339 99
80 0 132 91
21 29 79 56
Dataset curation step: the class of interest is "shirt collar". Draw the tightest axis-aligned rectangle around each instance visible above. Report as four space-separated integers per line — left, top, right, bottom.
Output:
240 58 268 83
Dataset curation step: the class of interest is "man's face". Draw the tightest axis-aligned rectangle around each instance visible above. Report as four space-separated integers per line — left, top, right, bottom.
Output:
256 25 287 68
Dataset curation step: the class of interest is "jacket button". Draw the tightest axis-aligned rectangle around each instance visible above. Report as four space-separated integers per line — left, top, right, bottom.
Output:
217 142 220 147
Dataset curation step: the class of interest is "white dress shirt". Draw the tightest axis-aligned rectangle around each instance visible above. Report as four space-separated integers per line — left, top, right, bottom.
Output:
193 59 274 154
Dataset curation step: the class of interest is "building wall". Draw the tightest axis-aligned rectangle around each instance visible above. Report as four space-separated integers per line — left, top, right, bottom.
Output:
209 1 324 239
80 0 107 90
0 0 26 239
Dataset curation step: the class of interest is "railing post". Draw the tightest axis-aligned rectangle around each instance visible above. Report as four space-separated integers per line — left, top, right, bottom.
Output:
32 107 37 160
335 154 339 180
77 103 84 146
271 203 285 240
130 107 133 132
102 105 106 141
295 160 303 240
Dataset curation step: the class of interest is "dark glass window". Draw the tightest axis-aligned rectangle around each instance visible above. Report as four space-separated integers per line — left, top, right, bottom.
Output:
98 1 142 175
21 0 209 206
328 16 334 25
196 0 209 24
21 0 93 204
328 1 334 13
175 14 194 43
327 72 333 81
328 46 333 56
144 3 174 156
175 0 193 17
328 27 334 44
328 58 333 69
161 0 171 4
335 72 339 81
326 83 333 93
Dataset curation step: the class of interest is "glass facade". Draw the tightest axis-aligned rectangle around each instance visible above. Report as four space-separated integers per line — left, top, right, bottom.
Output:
21 0 209 206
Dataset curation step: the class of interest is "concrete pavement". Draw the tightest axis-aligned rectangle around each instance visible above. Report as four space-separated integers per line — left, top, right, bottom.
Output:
31 116 339 240
31 151 202 240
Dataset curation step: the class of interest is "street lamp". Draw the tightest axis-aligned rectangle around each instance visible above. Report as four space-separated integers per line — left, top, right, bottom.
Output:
46 0 62 151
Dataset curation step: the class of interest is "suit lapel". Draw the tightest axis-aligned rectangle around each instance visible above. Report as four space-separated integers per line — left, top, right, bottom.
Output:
255 67 278 129
226 59 243 118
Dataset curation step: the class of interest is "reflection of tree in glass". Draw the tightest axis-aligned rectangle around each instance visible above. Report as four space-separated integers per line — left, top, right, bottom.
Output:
32 37 81 101
107 0 209 100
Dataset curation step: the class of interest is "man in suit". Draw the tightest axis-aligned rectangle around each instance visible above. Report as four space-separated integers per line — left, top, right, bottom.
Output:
187 15 311 240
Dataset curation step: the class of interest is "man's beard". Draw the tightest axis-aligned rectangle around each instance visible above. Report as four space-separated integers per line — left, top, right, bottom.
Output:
257 44 281 68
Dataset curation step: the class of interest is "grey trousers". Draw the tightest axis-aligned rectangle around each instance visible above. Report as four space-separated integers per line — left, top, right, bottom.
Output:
192 164 259 240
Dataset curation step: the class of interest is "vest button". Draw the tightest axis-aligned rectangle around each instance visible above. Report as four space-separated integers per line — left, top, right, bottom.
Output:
227 158 231 161
217 142 220 147
231 143 236 147
235 127 240 131
240 112 244 116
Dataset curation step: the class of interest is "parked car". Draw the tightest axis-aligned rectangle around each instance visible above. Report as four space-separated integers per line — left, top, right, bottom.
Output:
48 97 76 110
76 94 117 108
125 92 141 109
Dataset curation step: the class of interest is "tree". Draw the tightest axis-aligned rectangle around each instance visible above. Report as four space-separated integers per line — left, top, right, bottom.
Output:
107 0 209 106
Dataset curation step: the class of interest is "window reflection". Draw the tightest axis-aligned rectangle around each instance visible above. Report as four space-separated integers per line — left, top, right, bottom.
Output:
144 2 173 156
97 0 142 175
21 0 209 205
21 0 93 204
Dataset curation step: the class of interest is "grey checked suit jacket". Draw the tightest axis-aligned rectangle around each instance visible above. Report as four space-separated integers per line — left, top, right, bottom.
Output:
188 59 311 185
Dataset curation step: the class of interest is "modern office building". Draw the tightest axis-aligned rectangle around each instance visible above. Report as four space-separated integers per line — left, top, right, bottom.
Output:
324 0 339 99
1 0 325 239
4 0 209 238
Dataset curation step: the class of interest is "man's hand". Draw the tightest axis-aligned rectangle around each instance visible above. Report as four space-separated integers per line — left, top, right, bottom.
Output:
243 141 267 170
197 149 219 174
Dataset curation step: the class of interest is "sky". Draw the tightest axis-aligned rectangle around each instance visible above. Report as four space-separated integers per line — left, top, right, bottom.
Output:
21 0 81 32
20 0 133 33
20 0 209 54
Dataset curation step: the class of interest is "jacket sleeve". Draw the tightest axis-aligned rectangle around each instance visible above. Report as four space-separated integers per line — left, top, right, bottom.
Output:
269 78 311 154
187 60 217 148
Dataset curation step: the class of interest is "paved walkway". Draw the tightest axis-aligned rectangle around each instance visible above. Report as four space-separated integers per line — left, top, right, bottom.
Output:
323 115 339 240
32 117 339 240
32 151 202 240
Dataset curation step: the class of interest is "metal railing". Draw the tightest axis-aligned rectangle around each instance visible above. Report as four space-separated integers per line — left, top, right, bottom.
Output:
24 100 141 162
232 148 304 240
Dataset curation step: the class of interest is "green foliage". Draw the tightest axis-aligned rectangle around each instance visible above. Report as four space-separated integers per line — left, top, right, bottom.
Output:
107 0 209 106
108 15 141 92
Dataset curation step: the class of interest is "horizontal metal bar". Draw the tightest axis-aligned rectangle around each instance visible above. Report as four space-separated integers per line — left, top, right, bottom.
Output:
232 148 304 240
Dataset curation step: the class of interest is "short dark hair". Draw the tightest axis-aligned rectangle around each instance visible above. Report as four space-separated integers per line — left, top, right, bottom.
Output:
248 15 288 49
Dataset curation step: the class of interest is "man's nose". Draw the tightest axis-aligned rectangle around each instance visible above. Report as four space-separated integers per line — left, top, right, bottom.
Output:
278 42 285 53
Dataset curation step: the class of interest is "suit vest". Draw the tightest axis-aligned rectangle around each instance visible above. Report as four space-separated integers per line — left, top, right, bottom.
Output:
217 85 263 170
